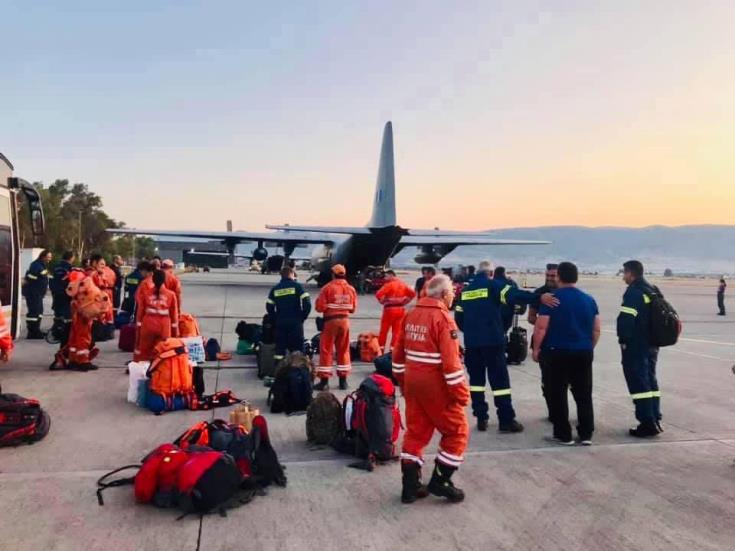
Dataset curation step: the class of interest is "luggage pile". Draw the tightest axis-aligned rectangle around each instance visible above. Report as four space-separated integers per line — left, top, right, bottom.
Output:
306 372 402 471
268 352 314 415
97 415 286 517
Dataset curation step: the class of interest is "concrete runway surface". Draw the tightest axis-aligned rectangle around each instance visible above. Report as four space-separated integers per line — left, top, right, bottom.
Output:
0 269 733 551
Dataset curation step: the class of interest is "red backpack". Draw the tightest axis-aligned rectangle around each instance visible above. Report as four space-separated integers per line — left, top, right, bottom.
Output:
343 374 401 464
0 392 51 447
96 443 243 515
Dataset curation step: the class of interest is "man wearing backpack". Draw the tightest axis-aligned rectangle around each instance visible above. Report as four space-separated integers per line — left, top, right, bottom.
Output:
314 264 357 390
618 260 663 438
393 275 470 504
266 266 311 363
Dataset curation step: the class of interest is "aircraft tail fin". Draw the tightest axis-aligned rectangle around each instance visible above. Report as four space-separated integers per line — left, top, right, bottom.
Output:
367 121 397 228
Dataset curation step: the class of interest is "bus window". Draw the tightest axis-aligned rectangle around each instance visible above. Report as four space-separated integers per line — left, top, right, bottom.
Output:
0 194 12 306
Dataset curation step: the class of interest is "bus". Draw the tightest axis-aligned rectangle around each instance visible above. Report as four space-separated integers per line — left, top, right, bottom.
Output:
0 152 45 338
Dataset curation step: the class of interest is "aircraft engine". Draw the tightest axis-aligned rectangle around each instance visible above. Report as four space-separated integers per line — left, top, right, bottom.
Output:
413 245 457 265
252 247 268 261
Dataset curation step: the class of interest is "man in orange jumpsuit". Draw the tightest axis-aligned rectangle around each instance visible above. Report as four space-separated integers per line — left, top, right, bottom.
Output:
375 270 415 352
393 274 469 504
161 259 183 308
87 254 116 328
314 264 358 390
134 270 180 362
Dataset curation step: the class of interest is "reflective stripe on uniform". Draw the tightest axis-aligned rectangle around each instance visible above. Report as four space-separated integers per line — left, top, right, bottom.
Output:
461 288 488 301
400 452 424 465
493 388 512 397
316 366 332 373
145 308 170 315
274 287 296 298
273 355 285 360
470 385 485 392
327 303 353 309
300 293 310 300
651 390 661 397
392 365 405 373
336 365 351 371
643 294 651 304
500 285 511 305
437 450 463 467
455 305 463 312
408 350 440 358
620 306 638 316
631 391 654 400
266 298 275 305
406 354 441 364
27 274 38 280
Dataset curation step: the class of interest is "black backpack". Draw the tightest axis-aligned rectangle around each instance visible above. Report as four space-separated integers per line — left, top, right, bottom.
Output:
0 392 51 447
235 321 262 343
268 353 313 414
506 315 528 365
205 338 221 361
648 292 681 347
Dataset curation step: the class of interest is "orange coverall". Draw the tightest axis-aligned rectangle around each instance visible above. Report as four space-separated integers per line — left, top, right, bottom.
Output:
87 266 116 324
375 278 415 350
163 269 182 308
68 311 96 364
134 286 179 362
393 297 470 468
315 279 358 379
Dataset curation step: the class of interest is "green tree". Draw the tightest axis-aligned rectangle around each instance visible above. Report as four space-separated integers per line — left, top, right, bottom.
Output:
18 179 154 264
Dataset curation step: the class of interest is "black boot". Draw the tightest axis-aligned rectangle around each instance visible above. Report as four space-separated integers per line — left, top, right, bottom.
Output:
629 422 660 438
427 462 465 503
26 321 45 340
313 378 329 391
498 420 524 433
401 461 429 504
338 376 349 390
477 418 488 432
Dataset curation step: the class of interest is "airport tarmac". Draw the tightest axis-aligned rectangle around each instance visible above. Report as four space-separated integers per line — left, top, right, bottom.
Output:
0 269 733 551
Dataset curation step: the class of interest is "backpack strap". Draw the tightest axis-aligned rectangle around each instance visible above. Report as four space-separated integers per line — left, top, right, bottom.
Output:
96 465 140 506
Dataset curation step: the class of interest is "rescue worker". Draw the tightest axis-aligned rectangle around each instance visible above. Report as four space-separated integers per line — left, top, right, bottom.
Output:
528 263 559 420
717 277 726 316
314 264 358 390
375 270 416 352
617 260 663 438
393 274 469 504
121 260 152 315
0 300 14 362
151 256 162 270
455 260 558 433
414 266 436 297
87 254 116 330
266 266 311 363
162 259 183 308
23 249 52 339
111 255 124 311
50 251 76 345
134 269 179 362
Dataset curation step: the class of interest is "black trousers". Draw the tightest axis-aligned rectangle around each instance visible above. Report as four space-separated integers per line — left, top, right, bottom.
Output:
717 292 725 315
546 349 594 441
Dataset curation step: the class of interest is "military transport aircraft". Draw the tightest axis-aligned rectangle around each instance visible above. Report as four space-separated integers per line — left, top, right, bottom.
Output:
110 122 548 285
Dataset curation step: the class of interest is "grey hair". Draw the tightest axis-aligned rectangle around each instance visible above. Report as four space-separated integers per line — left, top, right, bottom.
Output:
426 274 453 298
477 260 495 273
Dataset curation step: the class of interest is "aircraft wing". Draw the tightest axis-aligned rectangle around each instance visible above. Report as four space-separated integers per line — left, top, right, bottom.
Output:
108 228 335 245
399 235 550 246
265 224 372 235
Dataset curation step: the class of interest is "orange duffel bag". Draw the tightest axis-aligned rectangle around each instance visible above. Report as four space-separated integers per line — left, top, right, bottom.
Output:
358 332 381 363
179 313 201 338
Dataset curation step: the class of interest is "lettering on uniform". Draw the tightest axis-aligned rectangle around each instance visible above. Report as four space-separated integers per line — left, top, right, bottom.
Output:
461 288 489 301
406 323 428 342
274 287 297 298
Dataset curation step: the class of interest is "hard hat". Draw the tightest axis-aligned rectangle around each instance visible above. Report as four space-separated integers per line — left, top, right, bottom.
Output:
162 259 174 268
331 264 346 276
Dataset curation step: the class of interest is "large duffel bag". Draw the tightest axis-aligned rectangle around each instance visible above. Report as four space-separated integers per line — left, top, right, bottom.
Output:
257 342 278 379
506 317 528 365
118 323 136 352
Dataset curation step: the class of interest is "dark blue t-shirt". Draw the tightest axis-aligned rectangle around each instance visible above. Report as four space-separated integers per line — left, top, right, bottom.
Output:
538 287 598 351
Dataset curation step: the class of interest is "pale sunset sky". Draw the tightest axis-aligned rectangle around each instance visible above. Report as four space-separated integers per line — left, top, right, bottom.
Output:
2 1 733 231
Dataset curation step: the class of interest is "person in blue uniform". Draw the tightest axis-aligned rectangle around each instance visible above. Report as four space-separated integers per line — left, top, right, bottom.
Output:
266 266 311 362
455 260 558 433
23 249 52 339
50 250 75 344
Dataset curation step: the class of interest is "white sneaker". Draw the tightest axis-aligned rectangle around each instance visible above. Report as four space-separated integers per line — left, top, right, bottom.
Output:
579 439 592 446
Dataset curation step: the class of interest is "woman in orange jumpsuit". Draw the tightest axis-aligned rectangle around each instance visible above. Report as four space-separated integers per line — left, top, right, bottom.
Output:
134 270 179 362
375 270 415 352
393 274 469 504
87 254 116 327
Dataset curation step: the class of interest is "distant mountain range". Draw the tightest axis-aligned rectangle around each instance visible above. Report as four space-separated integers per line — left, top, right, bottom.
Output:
393 225 735 275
